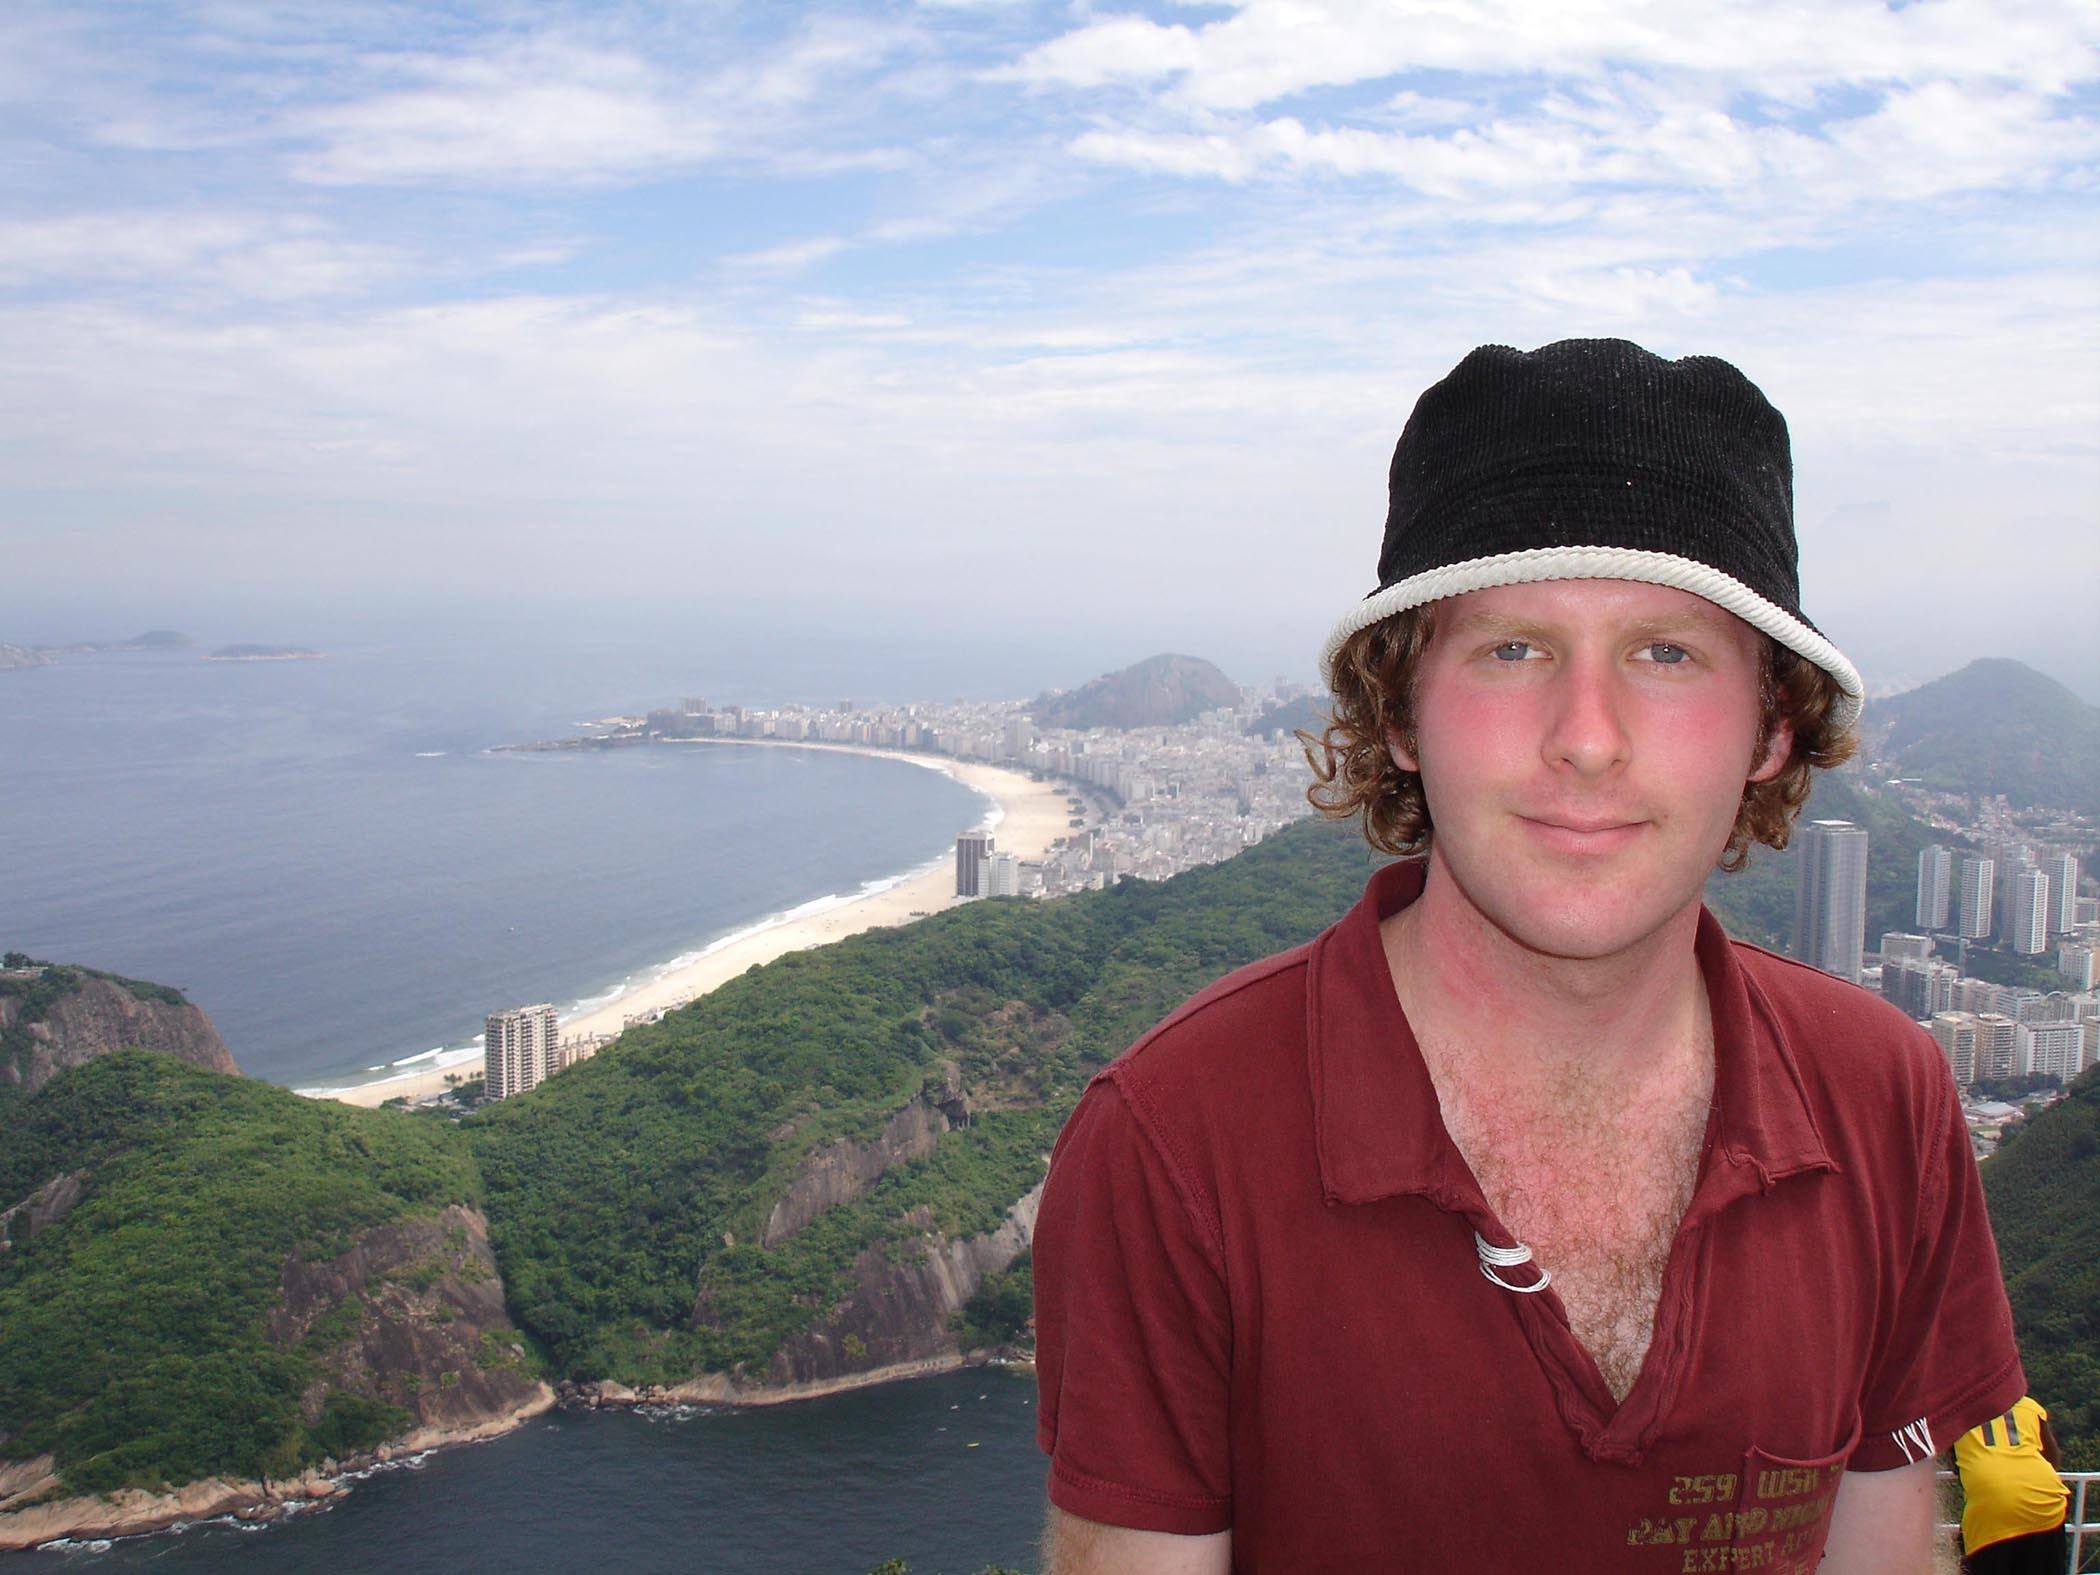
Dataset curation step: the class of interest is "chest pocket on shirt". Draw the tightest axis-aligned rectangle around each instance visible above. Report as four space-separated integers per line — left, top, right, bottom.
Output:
1673 1421 1859 1574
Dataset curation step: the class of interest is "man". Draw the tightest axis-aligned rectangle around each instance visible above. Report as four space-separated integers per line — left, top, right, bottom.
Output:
1031 339 2025 1573
1954 1395 2070 1573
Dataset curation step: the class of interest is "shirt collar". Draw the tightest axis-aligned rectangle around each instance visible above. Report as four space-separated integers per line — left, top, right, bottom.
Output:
1309 859 1836 1209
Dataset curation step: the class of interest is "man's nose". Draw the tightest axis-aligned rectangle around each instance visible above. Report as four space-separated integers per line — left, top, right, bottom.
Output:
1542 654 1631 776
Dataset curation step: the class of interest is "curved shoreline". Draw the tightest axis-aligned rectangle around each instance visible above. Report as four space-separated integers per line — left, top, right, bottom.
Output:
309 743 1075 1108
0 1387 557 1555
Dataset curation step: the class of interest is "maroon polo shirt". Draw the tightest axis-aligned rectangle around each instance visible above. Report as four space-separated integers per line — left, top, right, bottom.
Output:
1034 859 2023 1572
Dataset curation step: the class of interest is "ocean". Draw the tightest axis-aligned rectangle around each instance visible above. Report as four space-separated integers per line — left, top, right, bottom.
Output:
0 611 1041 1090
9 1370 1046 1572
0 605 1079 1568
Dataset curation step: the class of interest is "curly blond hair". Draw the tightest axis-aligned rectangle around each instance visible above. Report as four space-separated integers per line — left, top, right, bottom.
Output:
1301 606 1859 873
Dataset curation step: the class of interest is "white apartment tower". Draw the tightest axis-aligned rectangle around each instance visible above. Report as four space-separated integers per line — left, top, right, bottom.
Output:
1974 1012 2018 1083
2011 868 2051 956
1996 844 2035 945
2044 852 2080 936
1915 845 1953 931
1930 1011 1980 1086
1794 820 1869 985
2016 1020 2085 1082
485 1004 559 1100
984 850 1022 898
1958 856 1996 941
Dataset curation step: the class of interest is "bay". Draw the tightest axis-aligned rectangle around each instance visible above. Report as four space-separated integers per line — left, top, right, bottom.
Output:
6 1369 1047 1572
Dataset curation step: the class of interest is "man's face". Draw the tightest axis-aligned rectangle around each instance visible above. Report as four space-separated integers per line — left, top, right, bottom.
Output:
1388 578 1790 963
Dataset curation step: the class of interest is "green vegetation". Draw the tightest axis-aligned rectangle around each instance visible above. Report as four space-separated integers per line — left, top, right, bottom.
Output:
468 815 1382 1382
1958 948 2067 992
1982 1065 2100 1463
954 1256 1033 1352
1701 768 1943 953
0 1052 478 1494
5 792 2093 1514
0 957 191 1096
1872 658 2100 817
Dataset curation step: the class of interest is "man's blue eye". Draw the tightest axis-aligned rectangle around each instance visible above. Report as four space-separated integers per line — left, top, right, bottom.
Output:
1647 643 1690 664
1491 641 1534 661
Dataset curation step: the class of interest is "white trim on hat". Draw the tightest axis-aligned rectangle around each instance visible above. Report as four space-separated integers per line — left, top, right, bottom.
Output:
1318 544 1865 730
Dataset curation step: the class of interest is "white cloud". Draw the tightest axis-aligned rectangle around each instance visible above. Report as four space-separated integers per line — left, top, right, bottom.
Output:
0 211 403 297
1012 0 2100 107
285 40 717 186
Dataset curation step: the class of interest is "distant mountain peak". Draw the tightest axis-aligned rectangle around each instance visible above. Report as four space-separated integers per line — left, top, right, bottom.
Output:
1869 657 2100 816
1030 654 1243 731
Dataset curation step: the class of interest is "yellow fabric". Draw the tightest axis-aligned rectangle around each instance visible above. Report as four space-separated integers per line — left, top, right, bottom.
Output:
1956 1396 2069 1555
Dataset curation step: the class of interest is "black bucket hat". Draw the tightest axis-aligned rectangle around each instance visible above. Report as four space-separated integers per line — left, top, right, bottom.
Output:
1319 338 1864 729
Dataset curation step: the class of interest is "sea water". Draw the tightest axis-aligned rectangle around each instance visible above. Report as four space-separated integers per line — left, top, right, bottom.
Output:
0 608 1035 1090
3 1369 1046 1572
0 606 1064 1569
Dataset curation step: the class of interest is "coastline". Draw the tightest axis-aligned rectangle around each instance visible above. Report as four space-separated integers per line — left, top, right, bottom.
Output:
0 1386 557 1555
313 741 1076 1108
567 1351 1035 1413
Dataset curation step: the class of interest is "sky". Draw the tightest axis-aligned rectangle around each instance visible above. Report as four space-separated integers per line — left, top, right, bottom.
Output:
3 0 2096 694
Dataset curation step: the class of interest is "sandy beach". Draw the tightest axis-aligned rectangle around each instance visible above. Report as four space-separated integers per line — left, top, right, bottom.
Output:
317 741 1078 1108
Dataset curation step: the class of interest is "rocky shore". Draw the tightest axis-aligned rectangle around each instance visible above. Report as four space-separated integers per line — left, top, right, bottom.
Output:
0 1386 556 1554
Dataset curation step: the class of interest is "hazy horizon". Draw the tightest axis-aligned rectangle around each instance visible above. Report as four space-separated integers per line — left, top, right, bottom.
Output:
3 2 2095 699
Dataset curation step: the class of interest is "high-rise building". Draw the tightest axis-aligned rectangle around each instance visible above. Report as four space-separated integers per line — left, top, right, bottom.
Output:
2016 1020 2084 1082
1958 856 1996 940
1880 932 1934 964
1915 845 1953 931
2059 942 2099 991
1930 1011 1980 1087
2011 868 2050 956
1794 820 1869 984
1995 844 2035 946
485 1004 559 1101
984 850 1021 898
954 829 994 897
1954 976 2003 1016
2043 852 2080 936
1881 957 1957 1020
1974 1012 2018 1082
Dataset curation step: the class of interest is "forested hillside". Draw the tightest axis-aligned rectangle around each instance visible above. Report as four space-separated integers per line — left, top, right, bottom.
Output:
0 1053 495 1498
8 804 2092 1522
1983 1066 2100 1464
468 813 1385 1385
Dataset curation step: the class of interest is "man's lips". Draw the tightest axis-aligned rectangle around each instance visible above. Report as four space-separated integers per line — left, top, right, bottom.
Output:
1517 814 1648 851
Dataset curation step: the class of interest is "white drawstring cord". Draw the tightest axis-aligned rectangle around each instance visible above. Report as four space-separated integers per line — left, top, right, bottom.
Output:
1474 1231 1553 1294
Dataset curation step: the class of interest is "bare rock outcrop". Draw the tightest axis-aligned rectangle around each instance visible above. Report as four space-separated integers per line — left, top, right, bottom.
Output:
762 1081 970 1246
672 1177 1043 1406
269 1203 549 1438
0 1169 89 1253
0 1205 553 1552
0 973 240 1094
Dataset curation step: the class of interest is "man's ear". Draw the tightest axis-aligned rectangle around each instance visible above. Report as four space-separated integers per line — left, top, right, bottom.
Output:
1748 718 1793 784
1386 725 1420 774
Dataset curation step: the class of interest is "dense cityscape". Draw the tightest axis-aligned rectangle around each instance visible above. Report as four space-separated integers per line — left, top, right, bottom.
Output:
476 681 2100 1158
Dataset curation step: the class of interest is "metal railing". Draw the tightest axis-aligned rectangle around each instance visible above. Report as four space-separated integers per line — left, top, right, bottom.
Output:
1937 1469 2100 1572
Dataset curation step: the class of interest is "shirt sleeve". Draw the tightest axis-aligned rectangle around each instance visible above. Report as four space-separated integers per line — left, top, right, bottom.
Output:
1032 1072 1233 1535
1849 1055 2026 1471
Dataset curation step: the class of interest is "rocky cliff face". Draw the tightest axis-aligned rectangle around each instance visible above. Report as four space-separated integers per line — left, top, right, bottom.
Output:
0 972 239 1094
268 1203 549 1440
764 1179 1043 1389
761 1076 971 1246
0 1170 88 1253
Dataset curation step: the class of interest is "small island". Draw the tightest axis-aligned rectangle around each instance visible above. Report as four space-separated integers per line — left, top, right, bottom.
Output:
206 644 322 662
